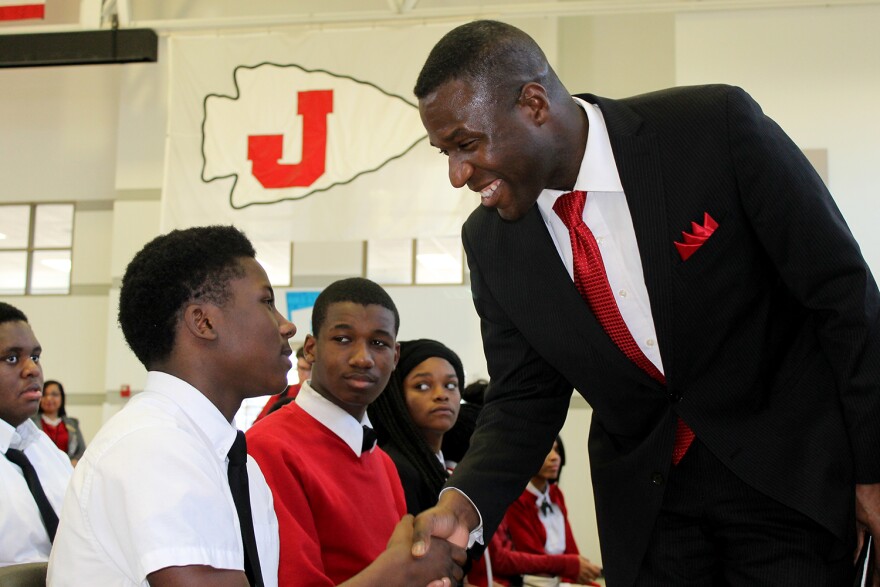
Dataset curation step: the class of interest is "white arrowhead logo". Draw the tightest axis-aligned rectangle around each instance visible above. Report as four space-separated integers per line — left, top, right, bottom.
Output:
202 63 427 209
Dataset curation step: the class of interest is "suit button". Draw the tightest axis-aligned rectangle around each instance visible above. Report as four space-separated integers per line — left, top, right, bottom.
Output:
651 472 664 485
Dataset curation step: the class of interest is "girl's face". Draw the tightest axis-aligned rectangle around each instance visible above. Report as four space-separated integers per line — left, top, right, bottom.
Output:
536 441 562 482
40 382 62 415
403 357 461 438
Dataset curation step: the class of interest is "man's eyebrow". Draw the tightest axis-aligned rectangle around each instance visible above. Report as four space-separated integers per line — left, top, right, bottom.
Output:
431 128 469 147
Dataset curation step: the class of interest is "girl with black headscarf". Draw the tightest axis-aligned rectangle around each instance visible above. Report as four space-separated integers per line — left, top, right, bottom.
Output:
368 338 464 515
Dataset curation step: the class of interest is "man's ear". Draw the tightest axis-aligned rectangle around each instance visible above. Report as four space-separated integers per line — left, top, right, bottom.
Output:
392 341 401 369
303 333 317 365
182 303 219 341
517 82 551 126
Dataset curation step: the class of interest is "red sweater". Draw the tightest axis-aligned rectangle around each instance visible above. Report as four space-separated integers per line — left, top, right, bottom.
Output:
247 402 406 586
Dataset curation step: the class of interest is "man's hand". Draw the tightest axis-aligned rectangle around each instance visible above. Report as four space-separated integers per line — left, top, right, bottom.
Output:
412 490 480 558
576 555 602 584
345 515 466 587
855 483 880 586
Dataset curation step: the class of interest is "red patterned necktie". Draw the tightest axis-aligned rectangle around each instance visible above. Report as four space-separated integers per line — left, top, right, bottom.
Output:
553 190 694 465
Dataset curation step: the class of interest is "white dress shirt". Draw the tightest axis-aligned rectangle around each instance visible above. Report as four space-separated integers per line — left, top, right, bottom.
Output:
0 418 73 566
536 98 664 373
296 380 375 457
47 371 279 587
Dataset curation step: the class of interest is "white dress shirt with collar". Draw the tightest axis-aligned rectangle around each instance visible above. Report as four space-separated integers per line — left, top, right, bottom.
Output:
536 97 664 374
47 371 279 587
296 380 376 457
0 417 72 566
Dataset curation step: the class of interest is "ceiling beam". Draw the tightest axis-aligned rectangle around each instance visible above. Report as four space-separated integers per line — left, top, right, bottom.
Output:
2 0 878 35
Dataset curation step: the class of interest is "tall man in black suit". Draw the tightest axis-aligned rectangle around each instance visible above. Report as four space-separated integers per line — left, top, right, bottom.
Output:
409 20 880 586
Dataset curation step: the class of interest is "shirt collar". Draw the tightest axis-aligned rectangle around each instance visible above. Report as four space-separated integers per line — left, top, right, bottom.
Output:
537 97 623 211
0 417 42 453
525 481 551 506
296 380 373 457
143 371 238 462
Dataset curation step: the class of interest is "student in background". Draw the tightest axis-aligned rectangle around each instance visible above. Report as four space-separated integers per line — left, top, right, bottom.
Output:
0 302 73 567
247 278 464 587
369 338 464 514
502 437 601 587
49 225 289 586
33 379 86 465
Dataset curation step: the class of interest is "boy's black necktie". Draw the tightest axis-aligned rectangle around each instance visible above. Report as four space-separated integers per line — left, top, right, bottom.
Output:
227 431 264 587
361 425 377 454
5 447 59 541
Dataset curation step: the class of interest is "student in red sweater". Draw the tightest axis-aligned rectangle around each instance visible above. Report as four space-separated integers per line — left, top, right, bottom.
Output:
247 277 465 587
501 437 602 587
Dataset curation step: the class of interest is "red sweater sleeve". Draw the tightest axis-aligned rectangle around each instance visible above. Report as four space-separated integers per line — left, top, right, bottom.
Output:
490 519 580 580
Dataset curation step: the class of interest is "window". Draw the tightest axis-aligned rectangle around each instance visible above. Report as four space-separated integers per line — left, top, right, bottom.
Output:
367 236 464 285
254 241 292 287
0 203 74 295
415 236 463 284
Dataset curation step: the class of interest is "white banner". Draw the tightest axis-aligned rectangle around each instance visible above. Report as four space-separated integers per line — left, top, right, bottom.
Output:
162 24 480 241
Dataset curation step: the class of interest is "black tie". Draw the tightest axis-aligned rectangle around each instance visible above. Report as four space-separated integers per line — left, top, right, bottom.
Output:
361 425 377 454
227 431 264 587
5 447 59 542
540 497 552 516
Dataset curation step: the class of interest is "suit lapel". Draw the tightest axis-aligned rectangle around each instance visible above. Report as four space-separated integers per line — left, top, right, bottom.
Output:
588 95 677 384
497 204 663 389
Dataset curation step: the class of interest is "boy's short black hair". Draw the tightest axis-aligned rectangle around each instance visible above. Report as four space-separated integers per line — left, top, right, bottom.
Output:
311 277 399 336
0 302 28 326
118 225 256 369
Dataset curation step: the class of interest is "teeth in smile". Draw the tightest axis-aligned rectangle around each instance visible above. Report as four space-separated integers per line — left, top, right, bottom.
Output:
480 180 500 199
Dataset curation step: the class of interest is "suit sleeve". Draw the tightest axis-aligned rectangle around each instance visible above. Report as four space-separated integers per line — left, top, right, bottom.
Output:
727 86 880 482
448 224 575 541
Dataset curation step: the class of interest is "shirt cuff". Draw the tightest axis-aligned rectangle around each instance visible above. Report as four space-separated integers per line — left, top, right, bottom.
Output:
439 487 484 548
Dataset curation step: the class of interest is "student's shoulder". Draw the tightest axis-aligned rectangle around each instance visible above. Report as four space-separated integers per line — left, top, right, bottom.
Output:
247 401 308 442
82 395 209 469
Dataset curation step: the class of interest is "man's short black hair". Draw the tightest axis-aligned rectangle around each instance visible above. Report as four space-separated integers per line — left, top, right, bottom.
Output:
414 19 551 101
0 302 28 326
118 225 256 369
311 277 399 336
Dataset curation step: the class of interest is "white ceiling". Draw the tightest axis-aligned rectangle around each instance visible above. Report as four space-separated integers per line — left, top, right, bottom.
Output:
3 0 880 33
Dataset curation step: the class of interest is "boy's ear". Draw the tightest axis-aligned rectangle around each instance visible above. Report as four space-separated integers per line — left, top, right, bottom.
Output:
392 341 401 369
182 303 219 341
303 333 317 365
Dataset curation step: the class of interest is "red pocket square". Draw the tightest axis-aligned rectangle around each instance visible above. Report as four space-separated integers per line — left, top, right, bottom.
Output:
675 212 718 261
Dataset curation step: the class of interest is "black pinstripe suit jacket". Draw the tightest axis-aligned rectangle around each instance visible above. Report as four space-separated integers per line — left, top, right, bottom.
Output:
449 84 880 587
